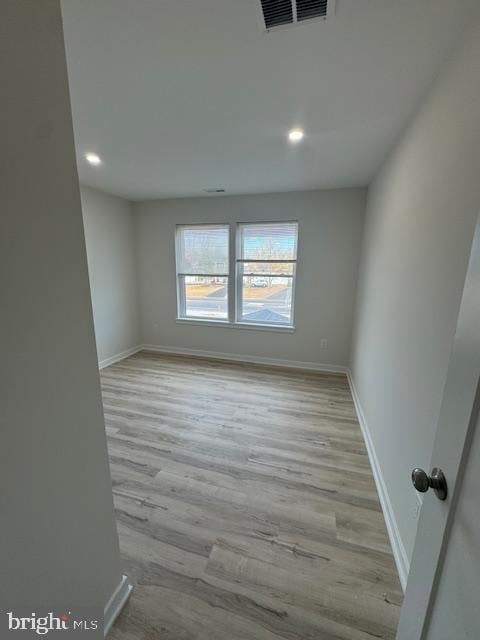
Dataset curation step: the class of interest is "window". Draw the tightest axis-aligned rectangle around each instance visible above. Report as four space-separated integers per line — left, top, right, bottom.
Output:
175 221 298 329
236 222 297 327
176 224 229 320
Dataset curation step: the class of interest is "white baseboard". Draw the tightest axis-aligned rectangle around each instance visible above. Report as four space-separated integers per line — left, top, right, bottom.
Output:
347 369 409 591
99 345 143 370
104 574 133 637
141 343 348 375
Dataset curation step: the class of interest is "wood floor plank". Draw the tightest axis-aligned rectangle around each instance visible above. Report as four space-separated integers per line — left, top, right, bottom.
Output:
103 352 402 639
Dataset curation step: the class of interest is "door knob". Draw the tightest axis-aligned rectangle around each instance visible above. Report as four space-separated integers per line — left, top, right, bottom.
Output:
411 467 448 501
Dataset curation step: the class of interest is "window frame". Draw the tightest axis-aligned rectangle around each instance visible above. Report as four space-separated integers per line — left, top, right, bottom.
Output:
175 221 298 331
235 221 298 329
175 223 230 322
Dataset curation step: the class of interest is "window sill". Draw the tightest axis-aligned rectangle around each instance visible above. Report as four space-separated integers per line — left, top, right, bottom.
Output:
176 318 295 333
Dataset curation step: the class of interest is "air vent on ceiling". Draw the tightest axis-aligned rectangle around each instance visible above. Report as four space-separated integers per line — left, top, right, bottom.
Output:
260 0 335 30
260 0 293 29
204 188 225 194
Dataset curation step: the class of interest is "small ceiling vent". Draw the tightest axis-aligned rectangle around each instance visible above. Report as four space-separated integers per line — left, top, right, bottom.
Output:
260 0 335 31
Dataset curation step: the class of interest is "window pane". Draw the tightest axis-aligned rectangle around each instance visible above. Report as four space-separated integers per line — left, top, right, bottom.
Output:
239 276 293 325
238 222 298 261
184 276 228 320
177 225 229 275
241 261 294 276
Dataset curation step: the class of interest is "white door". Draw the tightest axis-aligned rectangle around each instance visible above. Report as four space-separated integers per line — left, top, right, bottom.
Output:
397 215 480 639
425 406 480 639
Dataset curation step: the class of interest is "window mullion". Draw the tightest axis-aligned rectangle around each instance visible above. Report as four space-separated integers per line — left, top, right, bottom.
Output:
236 259 296 264
177 274 186 318
228 223 236 323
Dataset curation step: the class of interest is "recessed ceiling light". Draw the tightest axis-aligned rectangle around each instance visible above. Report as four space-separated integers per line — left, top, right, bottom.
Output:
85 152 102 166
288 128 304 143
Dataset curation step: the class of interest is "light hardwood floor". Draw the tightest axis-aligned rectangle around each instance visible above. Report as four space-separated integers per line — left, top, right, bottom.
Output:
103 351 402 640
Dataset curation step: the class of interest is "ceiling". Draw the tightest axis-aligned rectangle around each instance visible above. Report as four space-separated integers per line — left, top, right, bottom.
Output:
61 0 477 201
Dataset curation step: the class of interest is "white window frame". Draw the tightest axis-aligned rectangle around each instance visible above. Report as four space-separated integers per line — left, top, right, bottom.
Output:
175 221 298 331
175 223 230 322
235 221 298 329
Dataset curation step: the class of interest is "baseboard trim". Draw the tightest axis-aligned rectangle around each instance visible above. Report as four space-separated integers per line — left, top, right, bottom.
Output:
141 344 347 375
347 369 409 591
99 345 143 370
104 574 133 637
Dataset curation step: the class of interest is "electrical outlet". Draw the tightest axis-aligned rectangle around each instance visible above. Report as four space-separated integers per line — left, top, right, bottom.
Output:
153 323 159 333
320 338 328 349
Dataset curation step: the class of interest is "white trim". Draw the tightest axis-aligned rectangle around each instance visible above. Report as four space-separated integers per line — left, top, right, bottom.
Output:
99 346 143 370
104 574 133 637
347 369 409 591
142 344 347 374
175 318 295 333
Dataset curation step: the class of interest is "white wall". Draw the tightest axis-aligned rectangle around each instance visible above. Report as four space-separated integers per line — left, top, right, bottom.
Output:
350 15 480 577
0 0 122 609
81 185 140 365
134 189 366 368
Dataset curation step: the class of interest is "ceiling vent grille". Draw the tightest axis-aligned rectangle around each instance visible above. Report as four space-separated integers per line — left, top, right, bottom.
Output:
260 0 293 29
297 0 328 22
260 0 335 30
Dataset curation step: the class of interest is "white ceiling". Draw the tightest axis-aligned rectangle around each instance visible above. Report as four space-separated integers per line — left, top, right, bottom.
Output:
61 0 477 201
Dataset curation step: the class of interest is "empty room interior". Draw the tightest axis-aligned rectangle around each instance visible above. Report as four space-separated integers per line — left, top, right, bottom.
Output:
3 1 480 639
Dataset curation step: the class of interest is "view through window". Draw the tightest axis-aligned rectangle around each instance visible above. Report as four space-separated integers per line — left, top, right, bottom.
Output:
175 222 298 327
236 222 297 326
176 225 229 320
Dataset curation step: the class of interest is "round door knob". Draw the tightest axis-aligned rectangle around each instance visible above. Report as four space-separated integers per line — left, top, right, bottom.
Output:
411 468 430 492
411 467 448 501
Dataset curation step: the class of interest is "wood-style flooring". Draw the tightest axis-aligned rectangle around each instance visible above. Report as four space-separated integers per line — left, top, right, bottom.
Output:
102 351 402 640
